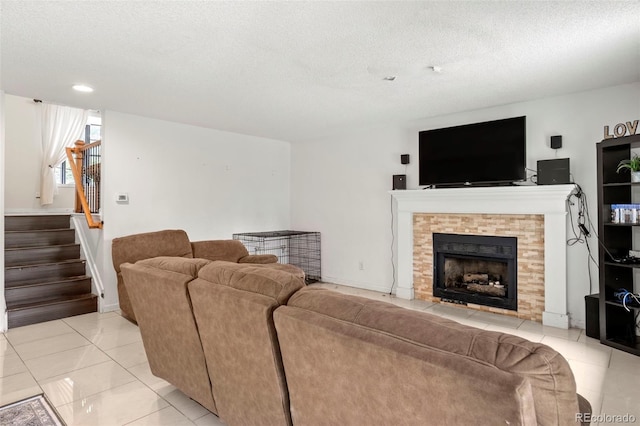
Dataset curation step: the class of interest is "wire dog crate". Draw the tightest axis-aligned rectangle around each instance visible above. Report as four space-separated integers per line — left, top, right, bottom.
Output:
233 230 321 283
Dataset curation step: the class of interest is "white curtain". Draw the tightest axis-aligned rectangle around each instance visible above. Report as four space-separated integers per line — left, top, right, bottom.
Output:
40 104 89 206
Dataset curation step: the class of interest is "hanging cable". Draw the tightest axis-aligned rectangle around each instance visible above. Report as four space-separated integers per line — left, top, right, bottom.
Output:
390 194 396 295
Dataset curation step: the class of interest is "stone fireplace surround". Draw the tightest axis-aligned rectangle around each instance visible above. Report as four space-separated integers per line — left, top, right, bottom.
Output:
417 214 543 321
390 184 576 329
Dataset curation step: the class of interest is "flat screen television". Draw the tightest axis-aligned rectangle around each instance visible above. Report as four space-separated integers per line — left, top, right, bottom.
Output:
418 116 526 187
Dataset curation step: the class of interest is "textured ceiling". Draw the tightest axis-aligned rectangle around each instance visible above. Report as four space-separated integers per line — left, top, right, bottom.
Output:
1 1 639 142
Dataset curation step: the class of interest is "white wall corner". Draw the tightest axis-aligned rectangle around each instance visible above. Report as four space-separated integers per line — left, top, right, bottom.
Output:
0 90 6 332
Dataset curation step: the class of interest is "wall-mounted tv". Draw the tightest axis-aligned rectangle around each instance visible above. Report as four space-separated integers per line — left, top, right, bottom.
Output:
418 116 526 187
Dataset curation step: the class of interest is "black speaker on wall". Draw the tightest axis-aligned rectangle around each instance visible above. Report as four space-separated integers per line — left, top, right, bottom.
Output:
393 174 406 190
550 135 562 149
400 154 410 164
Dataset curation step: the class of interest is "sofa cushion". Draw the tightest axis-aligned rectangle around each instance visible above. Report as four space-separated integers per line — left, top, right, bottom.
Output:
137 256 211 277
287 287 580 426
197 261 304 305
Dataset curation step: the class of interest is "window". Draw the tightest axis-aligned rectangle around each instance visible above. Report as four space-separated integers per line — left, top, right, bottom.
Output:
56 115 101 185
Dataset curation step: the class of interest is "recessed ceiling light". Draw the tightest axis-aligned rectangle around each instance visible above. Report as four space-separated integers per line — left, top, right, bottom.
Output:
383 76 397 81
72 84 94 93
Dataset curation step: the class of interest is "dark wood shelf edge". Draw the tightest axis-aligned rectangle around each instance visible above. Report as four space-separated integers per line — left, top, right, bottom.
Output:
604 299 640 311
601 338 640 355
603 260 640 269
602 182 640 187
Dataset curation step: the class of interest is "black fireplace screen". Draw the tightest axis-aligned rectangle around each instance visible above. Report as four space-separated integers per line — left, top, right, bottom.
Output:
433 233 517 311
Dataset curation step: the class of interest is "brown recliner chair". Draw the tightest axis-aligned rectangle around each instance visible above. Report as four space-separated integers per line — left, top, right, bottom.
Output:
120 257 306 423
120 257 218 414
111 229 278 323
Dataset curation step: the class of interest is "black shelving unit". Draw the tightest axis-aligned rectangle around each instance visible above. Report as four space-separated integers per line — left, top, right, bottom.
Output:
597 134 640 356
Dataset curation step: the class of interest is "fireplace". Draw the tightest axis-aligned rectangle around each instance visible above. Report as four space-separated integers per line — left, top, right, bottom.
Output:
392 186 575 328
433 233 517 311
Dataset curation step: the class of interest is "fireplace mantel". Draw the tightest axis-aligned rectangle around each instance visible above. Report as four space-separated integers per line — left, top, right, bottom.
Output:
390 184 576 329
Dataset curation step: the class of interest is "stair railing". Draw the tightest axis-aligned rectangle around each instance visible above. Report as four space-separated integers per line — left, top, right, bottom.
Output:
66 140 103 229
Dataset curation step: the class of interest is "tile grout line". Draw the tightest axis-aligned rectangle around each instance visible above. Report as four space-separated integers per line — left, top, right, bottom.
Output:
0 329 44 406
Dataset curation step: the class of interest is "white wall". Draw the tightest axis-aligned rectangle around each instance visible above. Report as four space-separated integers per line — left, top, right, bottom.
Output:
4 95 75 212
291 125 414 293
100 111 291 310
1 90 7 331
291 82 640 328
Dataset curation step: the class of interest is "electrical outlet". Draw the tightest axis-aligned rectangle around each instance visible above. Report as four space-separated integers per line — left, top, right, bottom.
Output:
358 261 364 271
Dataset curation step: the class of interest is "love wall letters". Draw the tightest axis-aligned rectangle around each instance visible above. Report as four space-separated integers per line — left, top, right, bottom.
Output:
604 120 639 139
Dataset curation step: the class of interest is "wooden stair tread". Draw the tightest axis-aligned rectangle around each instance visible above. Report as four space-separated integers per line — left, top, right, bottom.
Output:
5 275 91 288
5 259 87 286
5 215 71 232
5 243 80 252
7 275 91 288
5 258 86 270
4 244 82 266
7 293 97 311
5 228 75 234
5 274 89 288
5 228 76 249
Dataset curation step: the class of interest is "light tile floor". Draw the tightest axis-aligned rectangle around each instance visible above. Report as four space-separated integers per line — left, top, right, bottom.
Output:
0 283 638 425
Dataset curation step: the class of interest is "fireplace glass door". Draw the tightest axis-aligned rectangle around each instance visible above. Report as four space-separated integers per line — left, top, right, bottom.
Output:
433 233 517 311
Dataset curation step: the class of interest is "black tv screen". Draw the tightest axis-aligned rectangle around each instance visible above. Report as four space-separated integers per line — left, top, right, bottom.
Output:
418 116 526 187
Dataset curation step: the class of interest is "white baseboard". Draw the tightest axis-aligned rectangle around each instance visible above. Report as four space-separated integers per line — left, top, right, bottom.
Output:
100 301 120 313
543 311 570 329
319 276 395 295
394 285 414 300
569 318 586 330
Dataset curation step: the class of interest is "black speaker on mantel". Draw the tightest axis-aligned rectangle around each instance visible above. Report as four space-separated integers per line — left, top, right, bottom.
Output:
392 174 406 190
537 158 571 185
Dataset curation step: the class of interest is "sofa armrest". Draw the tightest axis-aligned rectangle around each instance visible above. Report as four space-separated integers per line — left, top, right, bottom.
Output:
239 254 278 264
112 229 193 273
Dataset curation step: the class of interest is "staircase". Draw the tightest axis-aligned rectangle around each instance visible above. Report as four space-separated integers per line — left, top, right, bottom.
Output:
4 215 97 329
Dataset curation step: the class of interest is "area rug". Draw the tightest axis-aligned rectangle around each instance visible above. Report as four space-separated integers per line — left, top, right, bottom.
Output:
0 394 64 426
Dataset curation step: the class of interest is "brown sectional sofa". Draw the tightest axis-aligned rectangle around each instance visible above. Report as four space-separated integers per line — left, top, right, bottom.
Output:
277 287 589 426
119 255 590 426
112 229 280 323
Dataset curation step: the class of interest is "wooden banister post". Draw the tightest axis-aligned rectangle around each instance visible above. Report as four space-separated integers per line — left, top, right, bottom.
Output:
66 146 103 229
73 140 85 213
